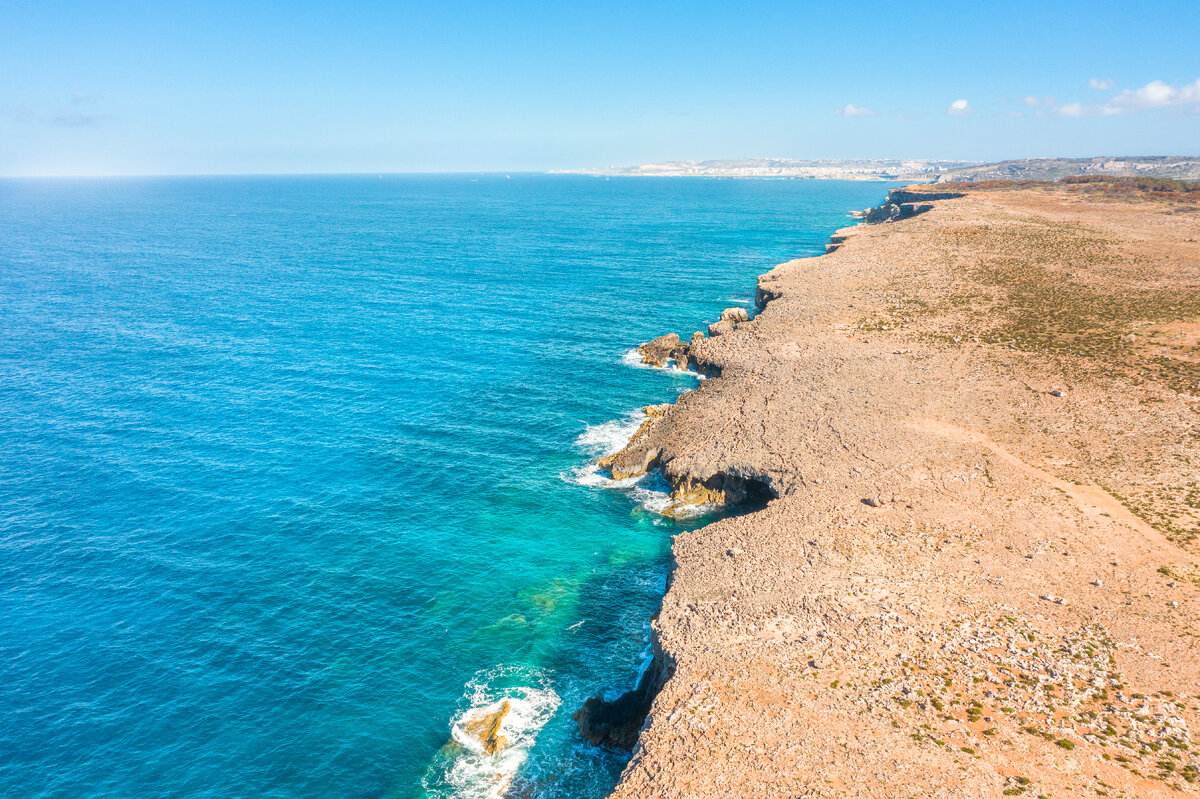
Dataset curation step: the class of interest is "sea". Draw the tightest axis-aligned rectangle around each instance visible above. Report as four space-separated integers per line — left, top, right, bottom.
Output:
0 175 894 798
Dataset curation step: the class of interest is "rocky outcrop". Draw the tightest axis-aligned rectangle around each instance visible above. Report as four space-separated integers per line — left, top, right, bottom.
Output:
596 407 666 479
574 639 675 751
856 201 936 224
856 201 904 223
661 471 775 517
854 188 961 225
462 700 510 755
643 402 671 418
637 333 689 367
706 307 750 338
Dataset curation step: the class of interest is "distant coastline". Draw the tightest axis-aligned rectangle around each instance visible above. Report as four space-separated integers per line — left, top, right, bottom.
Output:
554 155 1200 182
551 158 970 181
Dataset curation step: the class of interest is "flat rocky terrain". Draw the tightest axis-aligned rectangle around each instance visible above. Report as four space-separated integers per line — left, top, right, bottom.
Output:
603 181 1200 797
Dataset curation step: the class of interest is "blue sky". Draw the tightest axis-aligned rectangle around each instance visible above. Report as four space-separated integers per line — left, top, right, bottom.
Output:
2 0 1198 175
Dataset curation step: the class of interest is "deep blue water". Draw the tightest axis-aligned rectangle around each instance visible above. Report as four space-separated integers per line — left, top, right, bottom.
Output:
0 175 892 798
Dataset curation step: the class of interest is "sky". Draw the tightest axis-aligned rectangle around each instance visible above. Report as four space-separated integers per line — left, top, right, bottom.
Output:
2 0 1199 176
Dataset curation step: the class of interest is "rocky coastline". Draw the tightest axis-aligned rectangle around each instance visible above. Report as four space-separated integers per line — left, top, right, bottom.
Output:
580 179 1200 797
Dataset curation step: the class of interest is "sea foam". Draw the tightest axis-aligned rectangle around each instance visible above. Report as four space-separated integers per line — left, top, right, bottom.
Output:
427 667 561 799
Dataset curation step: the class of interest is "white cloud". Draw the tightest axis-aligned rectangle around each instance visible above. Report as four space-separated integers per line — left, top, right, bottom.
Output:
1106 78 1200 111
1052 101 1121 118
1089 78 1114 90
1022 95 1055 107
833 103 875 117
1043 77 1200 118
946 99 971 116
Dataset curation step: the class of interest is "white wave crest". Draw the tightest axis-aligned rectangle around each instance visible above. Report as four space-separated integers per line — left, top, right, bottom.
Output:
573 411 646 457
620 347 657 369
568 411 648 489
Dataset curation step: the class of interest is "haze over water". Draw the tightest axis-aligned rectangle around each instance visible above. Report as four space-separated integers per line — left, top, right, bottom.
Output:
0 175 893 798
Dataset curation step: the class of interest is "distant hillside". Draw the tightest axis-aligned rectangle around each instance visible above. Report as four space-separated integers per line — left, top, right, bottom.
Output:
937 156 1200 183
554 156 1200 182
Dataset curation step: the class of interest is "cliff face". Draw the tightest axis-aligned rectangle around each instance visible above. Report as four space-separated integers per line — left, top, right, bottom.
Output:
574 634 675 751
601 184 1200 797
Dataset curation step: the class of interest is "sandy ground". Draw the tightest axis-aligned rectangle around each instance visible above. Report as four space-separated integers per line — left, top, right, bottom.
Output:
604 184 1200 797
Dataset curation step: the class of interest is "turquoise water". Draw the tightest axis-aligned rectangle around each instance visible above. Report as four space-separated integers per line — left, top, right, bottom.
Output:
0 175 892 798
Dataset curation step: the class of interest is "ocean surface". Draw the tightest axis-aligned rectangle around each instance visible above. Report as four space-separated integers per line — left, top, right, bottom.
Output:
0 175 893 798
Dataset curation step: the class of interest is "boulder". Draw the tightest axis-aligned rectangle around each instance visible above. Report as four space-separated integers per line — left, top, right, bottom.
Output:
719 307 749 324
